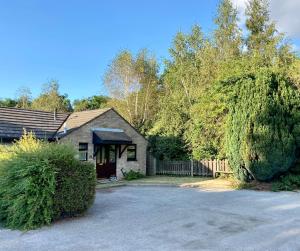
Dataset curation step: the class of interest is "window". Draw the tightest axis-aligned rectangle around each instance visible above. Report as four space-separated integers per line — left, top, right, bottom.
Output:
79 143 88 161
109 145 116 163
127 144 137 161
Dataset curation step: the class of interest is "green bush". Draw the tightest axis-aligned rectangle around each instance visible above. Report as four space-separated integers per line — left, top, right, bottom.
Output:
0 134 96 230
40 144 96 221
225 69 300 181
123 169 145 181
0 145 13 160
272 174 300 191
148 135 189 160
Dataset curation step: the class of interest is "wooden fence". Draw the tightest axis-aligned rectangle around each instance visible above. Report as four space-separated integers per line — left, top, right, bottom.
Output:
156 159 231 177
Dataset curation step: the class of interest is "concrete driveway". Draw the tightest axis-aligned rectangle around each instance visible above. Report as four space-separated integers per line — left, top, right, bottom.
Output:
1 186 300 251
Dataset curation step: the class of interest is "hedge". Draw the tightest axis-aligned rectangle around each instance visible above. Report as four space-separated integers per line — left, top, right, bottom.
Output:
225 69 300 181
0 133 96 230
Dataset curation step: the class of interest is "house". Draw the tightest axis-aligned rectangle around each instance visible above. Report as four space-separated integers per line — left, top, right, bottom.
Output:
0 107 148 179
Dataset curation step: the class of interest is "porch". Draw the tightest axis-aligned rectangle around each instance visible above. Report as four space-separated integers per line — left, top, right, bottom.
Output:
92 128 136 179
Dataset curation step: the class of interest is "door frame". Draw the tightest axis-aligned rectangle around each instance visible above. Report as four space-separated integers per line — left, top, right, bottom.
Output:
95 144 117 179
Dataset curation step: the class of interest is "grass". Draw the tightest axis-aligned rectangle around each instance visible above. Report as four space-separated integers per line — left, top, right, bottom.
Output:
96 176 230 190
96 174 300 192
128 175 210 185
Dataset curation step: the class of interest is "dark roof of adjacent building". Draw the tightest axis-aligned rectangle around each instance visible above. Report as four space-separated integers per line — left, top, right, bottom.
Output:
0 107 69 140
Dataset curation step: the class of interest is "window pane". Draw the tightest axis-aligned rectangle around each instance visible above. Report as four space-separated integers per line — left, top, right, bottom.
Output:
79 151 87 161
79 143 88 161
79 143 88 151
127 145 136 161
109 145 116 163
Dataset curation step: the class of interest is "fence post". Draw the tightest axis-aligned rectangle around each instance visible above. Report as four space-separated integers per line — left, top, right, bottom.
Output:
191 159 194 177
153 157 157 175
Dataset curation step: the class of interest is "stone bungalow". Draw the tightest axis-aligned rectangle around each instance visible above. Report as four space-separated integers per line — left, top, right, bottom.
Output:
0 107 148 179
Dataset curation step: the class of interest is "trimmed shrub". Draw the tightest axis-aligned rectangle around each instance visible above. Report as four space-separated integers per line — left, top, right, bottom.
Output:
123 169 145 180
0 148 56 230
50 144 96 220
0 133 96 230
225 69 300 181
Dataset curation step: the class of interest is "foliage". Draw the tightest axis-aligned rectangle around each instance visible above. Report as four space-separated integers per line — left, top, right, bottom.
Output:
148 135 189 160
0 135 54 230
225 69 300 181
45 144 96 220
152 0 242 160
123 169 145 181
0 87 31 109
186 81 233 159
150 0 297 165
245 0 294 70
73 95 110 111
288 58 300 90
0 98 18 108
104 49 160 134
0 133 96 230
272 174 300 191
15 87 32 109
0 145 13 161
152 25 206 141
214 0 242 60
31 80 73 112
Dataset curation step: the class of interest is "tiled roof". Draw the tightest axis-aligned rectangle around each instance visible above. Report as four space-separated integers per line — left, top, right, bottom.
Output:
57 108 111 137
0 107 69 139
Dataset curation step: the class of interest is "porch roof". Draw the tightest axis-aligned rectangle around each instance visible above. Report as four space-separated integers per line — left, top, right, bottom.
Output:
93 130 132 145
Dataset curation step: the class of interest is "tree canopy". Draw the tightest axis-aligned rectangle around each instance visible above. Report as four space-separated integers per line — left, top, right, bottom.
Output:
73 95 110 112
31 81 72 112
104 49 160 134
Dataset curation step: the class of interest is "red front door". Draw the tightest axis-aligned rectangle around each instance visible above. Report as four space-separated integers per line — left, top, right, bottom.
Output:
96 145 117 179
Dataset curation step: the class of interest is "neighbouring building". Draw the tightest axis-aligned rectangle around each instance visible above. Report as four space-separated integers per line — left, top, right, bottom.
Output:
0 107 148 179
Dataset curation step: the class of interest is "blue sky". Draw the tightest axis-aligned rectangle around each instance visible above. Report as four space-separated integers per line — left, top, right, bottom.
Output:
0 0 299 101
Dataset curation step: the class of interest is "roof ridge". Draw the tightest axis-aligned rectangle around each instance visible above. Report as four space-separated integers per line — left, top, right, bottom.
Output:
71 107 112 113
0 106 70 114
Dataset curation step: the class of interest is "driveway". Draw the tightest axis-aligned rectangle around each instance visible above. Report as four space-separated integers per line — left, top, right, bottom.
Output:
1 186 300 251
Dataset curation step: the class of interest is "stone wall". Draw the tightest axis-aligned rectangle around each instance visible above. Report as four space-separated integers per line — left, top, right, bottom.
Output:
60 109 148 179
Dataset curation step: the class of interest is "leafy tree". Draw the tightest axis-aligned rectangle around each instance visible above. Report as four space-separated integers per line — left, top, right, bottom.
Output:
245 0 275 52
148 135 189 160
73 95 110 111
244 0 294 69
31 81 72 112
184 1 242 159
214 0 242 60
15 87 32 109
0 98 18 108
225 69 300 181
151 25 206 132
104 49 160 134
185 0 296 161
288 57 300 89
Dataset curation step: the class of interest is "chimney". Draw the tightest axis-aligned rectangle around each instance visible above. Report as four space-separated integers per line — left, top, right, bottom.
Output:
53 108 57 121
